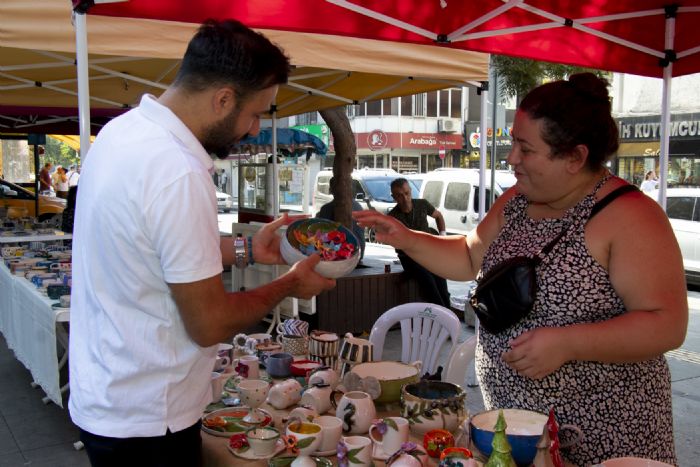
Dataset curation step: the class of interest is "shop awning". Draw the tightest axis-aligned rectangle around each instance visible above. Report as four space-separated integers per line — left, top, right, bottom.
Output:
48 134 95 151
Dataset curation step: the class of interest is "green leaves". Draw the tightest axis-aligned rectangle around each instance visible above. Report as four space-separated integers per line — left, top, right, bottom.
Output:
296 436 316 450
347 447 364 464
385 418 398 431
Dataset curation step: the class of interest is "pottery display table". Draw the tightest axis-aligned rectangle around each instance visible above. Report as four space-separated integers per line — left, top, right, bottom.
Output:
201 400 438 467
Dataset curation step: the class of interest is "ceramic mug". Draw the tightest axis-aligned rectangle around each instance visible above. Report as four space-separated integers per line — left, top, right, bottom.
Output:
300 383 333 415
339 435 373 466
234 355 260 379
276 318 309 337
210 371 226 403
308 330 340 370
265 352 294 378
218 343 234 361
308 366 340 390
313 415 343 454
213 355 231 372
369 417 410 458
277 334 309 356
331 390 377 434
338 333 374 377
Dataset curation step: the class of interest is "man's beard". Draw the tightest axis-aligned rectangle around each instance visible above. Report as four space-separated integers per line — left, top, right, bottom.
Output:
201 107 245 160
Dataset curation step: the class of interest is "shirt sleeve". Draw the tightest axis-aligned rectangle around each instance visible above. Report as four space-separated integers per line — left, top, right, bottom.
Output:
144 171 223 284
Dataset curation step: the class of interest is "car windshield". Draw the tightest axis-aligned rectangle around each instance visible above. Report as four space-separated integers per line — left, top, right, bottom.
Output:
364 178 419 202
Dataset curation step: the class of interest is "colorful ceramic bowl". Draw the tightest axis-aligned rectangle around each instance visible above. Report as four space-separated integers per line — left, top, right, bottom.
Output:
469 409 548 466
280 218 360 279
351 361 421 404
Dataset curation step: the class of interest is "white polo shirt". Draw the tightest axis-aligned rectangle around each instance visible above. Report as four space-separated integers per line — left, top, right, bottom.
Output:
69 94 223 437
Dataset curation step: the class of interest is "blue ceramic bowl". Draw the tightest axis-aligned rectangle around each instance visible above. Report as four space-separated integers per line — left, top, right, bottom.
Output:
470 409 547 466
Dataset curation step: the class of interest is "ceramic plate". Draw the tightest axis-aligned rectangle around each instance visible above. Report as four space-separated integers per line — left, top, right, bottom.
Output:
201 407 273 437
228 438 286 460
269 455 332 467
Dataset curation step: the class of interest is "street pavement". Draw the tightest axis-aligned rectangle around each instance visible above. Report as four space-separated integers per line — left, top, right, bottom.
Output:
0 214 698 465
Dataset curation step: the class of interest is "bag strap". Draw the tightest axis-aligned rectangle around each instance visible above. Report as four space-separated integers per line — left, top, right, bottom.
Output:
589 184 638 220
537 184 638 258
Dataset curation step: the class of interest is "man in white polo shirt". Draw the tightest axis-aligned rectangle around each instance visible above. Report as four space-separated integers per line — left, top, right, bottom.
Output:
69 19 335 466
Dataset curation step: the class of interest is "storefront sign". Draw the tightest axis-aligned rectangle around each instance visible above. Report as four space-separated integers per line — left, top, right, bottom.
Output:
292 124 330 146
356 132 463 150
617 113 700 141
465 124 513 149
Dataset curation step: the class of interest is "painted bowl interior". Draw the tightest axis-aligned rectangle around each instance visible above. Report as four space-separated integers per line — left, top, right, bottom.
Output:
470 409 547 466
403 381 463 400
285 218 360 251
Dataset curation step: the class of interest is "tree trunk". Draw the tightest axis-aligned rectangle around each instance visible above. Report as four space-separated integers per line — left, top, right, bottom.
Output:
319 107 356 229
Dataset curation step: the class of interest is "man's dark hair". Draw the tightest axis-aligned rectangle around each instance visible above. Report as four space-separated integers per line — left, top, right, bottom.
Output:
391 177 409 191
174 19 290 102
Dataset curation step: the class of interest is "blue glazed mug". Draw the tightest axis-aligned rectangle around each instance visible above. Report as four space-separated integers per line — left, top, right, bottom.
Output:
265 352 294 378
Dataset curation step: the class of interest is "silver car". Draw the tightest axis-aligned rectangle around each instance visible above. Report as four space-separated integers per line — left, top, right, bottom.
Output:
216 190 233 213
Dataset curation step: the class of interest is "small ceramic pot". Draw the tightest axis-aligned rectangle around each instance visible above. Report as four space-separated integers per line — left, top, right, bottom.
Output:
423 429 454 458
400 381 466 436
245 426 280 457
267 379 303 409
331 390 377 434
338 333 374 377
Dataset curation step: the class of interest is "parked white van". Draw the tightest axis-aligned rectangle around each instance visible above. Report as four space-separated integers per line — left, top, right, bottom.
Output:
419 168 516 236
312 168 420 216
650 187 700 285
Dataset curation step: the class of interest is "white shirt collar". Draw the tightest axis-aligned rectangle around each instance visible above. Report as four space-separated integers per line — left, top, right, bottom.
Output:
138 94 215 174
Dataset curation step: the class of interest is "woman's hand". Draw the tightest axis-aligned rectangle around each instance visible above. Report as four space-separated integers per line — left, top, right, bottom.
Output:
501 327 572 380
353 210 413 250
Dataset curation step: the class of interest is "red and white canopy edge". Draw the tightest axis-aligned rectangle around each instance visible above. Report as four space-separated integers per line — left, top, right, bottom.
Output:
82 0 700 209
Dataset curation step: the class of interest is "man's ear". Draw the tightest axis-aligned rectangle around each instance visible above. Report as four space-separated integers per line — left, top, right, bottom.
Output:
566 144 589 174
212 87 236 116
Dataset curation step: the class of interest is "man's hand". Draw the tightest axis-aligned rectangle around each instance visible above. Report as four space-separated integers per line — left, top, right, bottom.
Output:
252 213 308 265
286 254 336 299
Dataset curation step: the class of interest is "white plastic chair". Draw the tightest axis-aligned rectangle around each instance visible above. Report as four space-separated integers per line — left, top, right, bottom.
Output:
443 335 477 387
369 302 461 376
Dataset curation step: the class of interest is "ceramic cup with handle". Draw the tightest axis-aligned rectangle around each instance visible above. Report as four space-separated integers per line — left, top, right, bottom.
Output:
313 415 343 454
245 426 280 457
369 417 410 458
265 352 294 378
339 435 373 466
277 334 309 356
308 330 340 370
338 333 374 377
331 390 376 434
276 318 309 337
210 372 226 403
234 355 260 379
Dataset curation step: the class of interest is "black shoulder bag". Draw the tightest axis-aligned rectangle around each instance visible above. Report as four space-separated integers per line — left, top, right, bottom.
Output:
470 184 638 334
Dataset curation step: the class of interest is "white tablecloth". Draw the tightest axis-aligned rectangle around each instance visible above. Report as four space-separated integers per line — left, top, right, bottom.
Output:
0 263 68 406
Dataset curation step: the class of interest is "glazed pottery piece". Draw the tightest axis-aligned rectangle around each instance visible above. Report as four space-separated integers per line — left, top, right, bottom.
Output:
331 390 376 434
400 381 466 435
351 361 421 404
286 421 323 467
267 379 303 409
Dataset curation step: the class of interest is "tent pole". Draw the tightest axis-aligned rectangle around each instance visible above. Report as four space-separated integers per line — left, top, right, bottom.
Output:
478 81 488 220
657 10 675 210
272 105 279 217
73 11 92 160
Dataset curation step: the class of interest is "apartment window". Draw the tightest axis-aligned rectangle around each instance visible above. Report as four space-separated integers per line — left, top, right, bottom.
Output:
383 98 399 116
401 95 413 116
450 88 462 119
296 112 319 125
426 91 438 117
414 93 426 117
439 90 450 117
366 100 381 116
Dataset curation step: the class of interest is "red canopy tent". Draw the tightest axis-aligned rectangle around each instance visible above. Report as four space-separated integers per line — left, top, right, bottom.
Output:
79 0 700 207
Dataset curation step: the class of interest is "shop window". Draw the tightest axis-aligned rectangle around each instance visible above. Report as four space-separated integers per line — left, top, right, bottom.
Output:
666 196 696 221
444 182 469 211
423 180 443 207
427 91 438 117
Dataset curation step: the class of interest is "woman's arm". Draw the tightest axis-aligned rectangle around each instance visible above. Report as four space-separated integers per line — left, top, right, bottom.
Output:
503 191 688 379
354 188 515 281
